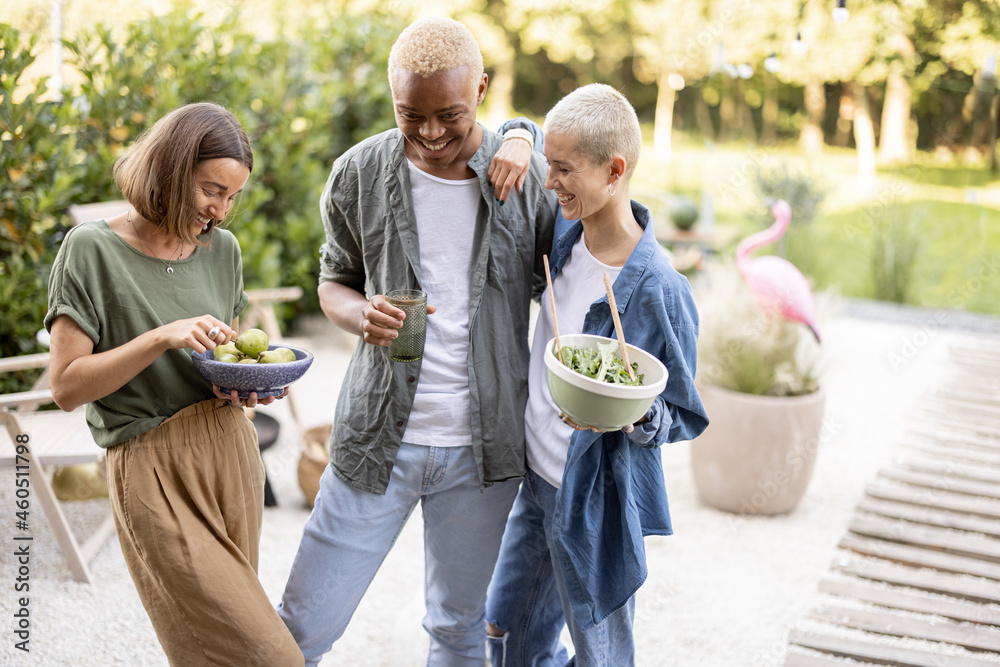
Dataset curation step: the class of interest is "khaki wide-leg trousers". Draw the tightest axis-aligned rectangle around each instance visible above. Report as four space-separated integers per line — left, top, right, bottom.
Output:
105 399 303 666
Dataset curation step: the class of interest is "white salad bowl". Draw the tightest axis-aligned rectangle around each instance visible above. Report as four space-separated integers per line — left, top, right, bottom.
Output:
544 333 668 431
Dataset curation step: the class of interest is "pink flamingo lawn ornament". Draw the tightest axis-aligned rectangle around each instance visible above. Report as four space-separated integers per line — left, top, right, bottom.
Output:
736 199 822 342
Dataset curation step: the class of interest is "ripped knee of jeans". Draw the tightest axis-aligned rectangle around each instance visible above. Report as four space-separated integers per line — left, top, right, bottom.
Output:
485 622 509 667
486 621 507 638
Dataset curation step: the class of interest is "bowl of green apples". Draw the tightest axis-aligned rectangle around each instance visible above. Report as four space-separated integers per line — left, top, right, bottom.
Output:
191 328 314 399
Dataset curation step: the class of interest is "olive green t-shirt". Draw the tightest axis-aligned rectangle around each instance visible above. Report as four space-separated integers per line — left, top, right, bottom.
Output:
44 221 249 448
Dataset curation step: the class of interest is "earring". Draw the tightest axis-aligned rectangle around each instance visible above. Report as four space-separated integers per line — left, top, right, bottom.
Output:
608 178 618 197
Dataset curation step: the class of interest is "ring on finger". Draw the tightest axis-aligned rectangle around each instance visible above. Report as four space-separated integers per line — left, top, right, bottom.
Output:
208 326 221 340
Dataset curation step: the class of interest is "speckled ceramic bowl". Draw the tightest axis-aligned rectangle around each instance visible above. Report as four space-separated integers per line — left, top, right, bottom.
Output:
191 344 314 399
545 334 668 431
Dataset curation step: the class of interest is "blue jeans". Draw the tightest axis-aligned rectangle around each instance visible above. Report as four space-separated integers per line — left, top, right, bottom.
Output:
277 442 519 667
486 469 636 667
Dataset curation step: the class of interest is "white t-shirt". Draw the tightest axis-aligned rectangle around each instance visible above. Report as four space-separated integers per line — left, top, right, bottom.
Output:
400 160 479 447
525 233 622 487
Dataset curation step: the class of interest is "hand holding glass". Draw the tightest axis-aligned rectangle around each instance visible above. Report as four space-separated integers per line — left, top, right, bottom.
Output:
386 289 427 363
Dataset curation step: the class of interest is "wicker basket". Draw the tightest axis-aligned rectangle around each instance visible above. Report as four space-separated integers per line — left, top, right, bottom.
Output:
298 424 331 508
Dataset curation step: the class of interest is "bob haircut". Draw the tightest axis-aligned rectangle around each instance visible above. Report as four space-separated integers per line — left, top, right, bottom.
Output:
113 102 253 246
388 17 484 94
543 84 642 179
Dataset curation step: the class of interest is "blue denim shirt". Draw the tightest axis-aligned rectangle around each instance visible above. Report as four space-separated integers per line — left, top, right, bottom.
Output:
548 202 709 630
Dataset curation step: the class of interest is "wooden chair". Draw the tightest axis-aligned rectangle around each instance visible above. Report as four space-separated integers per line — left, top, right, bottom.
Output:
67 200 128 227
242 286 307 506
0 354 116 584
242 286 306 436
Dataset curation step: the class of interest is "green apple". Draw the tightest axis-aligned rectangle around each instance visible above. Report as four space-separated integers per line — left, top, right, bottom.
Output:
216 353 239 363
235 328 269 359
213 342 240 361
259 347 296 364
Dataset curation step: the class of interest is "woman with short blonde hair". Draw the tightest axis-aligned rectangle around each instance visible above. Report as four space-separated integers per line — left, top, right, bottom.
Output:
485 84 709 665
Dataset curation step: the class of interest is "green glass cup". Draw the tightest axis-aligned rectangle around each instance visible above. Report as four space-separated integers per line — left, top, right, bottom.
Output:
386 289 427 363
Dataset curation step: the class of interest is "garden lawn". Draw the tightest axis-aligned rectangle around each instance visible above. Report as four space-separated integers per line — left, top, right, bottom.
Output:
786 200 1000 315
634 134 1000 318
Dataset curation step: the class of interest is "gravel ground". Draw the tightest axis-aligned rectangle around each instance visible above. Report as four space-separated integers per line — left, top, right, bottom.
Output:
1 302 997 666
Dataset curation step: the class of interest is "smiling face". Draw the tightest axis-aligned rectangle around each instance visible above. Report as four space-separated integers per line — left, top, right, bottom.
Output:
543 131 616 223
193 158 250 234
391 66 486 179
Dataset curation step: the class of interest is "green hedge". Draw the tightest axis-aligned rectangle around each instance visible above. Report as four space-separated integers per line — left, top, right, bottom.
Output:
1 8 403 389
1 24 83 392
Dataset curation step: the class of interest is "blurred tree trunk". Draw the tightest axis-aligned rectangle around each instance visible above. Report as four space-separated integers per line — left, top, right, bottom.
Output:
990 91 999 172
799 79 825 156
833 84 854 147
532 60 550 112
484 52 514 132
719 80 737 142
852 82 876 185
878 71 913 162
761 73 778 145
654 73 675 162
738 79 757 144
696 94 716 142
879 32 916 163
971 90 995 152
943 70 980 150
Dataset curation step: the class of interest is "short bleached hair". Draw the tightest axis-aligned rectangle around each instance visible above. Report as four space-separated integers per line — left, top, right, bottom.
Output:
388 17 484 92
544 83 642 178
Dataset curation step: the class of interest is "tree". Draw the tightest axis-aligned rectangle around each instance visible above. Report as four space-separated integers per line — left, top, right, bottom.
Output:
0 24 82 381
776 0 878 159
939 1 1000 160
714 0 794 145
858 0 997 162
870 1 921 163
632 0 712 160
406 0 635 130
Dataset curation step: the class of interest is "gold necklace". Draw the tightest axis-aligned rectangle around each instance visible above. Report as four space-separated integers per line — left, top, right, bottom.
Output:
128 209 183 275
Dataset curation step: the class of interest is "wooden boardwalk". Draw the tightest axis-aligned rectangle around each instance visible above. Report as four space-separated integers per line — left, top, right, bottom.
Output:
786 342 1000 666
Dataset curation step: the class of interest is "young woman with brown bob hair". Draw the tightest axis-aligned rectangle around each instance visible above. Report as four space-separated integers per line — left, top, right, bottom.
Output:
45 102 303 666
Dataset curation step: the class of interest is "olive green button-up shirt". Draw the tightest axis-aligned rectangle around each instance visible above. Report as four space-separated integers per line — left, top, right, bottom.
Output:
318 127 556 494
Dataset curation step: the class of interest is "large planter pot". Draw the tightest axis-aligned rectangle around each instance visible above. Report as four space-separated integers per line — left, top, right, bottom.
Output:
691 384 826 515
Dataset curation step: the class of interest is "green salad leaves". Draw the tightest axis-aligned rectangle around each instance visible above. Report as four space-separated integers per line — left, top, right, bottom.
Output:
559 341 644 386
